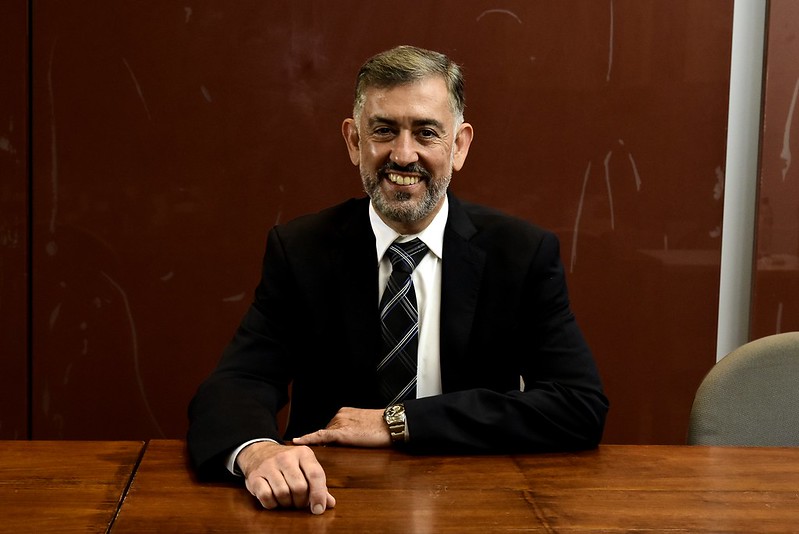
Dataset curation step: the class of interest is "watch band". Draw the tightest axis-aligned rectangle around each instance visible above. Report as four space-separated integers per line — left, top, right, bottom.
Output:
383 403 408 444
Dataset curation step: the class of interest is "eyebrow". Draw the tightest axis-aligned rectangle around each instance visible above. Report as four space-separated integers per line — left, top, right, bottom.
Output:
368 116 446 131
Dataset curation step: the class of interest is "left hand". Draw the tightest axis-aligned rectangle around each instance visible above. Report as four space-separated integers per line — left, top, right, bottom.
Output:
292 407 390 448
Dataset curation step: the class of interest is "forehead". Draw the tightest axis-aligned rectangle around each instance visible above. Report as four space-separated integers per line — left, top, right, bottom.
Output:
360 76 454 125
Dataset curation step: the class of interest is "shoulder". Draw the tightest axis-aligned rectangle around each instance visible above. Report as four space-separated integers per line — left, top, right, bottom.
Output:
449 196 565 280
277 197 368 232
271 197 370 242
452 195 555 247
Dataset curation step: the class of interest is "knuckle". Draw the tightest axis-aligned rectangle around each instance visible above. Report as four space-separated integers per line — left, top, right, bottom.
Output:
291 478 309 495
271 489 293 507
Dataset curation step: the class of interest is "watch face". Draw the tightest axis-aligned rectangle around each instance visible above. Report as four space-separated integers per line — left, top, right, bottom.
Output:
385 404 404 423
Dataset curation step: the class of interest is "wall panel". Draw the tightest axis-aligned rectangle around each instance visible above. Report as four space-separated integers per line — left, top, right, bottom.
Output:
31 1 733 443
0 0 29 440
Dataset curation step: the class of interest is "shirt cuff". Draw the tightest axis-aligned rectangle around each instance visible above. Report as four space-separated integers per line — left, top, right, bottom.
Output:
226 438 278 476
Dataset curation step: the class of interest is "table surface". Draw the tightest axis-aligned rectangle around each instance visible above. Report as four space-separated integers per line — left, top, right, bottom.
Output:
110 440 799 533
0 440 144 533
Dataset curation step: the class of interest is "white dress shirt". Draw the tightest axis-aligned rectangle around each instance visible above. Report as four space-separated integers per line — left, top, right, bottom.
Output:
369 196 447 399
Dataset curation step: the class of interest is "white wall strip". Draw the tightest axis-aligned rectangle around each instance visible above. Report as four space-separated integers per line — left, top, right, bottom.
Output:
716 0 768 361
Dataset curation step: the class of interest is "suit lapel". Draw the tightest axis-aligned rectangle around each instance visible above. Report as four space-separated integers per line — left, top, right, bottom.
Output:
332 199 381 372
440 194 486 392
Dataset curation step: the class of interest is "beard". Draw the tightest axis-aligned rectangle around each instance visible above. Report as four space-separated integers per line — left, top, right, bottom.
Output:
361 161 451 225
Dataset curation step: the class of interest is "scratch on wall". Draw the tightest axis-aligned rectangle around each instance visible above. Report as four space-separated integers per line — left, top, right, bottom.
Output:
781 76 799 180
603 150 615 230
606 0 615 82
49 303 62 331
776 301 783 334
47 39 59 238
570 162 592 273
622 141 642 191
101 271 165 437
570 140 644 272
122 58 153 121
476 9 522 24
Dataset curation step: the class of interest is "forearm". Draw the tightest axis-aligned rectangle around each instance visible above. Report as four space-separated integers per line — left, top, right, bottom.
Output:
187 373 288 477
403 384 608 453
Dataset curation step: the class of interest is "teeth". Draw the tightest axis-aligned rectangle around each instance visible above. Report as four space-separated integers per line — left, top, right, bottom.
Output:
388 173 420 186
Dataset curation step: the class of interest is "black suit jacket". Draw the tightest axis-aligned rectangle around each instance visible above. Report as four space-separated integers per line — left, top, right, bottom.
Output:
188 193 608 478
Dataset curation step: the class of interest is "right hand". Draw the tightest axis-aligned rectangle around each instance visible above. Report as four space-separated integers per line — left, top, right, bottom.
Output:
236 441 336 514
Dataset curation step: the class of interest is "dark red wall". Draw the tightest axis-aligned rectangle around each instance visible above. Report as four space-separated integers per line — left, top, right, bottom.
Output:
4 1 739 443
0 0 29 440
751 0 799 339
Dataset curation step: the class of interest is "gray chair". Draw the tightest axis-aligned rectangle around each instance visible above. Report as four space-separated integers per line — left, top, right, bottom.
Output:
687 332 799 446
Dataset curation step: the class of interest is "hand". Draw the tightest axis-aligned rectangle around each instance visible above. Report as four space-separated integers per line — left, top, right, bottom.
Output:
236 441 336 514
292 407 391 448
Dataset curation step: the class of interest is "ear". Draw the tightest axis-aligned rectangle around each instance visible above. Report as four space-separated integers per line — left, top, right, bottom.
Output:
452 122 474 172
342 118 360 166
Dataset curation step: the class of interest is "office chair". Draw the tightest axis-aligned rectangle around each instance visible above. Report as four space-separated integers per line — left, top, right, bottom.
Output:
687 332 799 446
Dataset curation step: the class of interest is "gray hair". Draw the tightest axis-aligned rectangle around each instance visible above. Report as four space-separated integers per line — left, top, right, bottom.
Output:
353 45 465 124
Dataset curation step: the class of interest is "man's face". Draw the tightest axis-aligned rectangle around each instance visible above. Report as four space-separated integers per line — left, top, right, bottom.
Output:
342 75 473 234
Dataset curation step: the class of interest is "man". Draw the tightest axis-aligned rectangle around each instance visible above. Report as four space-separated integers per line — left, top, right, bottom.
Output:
188 45 608 515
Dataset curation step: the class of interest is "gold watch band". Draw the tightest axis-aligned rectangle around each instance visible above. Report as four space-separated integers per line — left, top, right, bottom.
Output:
383 404 408 444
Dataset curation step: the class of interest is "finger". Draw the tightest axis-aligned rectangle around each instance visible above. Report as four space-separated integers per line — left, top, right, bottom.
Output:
310 493 337 515
280 465 311 510
298 449 332 514
264 473 295 508
293 429 332 445
247 476 279 510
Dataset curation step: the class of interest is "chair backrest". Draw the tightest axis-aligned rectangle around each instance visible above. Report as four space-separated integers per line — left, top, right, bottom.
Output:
687 332 799 446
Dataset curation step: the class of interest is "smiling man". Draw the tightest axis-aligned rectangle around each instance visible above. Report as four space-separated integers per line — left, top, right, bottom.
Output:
188 45 608 516
345 68 471 235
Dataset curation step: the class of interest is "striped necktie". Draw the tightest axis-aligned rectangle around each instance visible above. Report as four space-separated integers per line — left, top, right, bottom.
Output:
377 238 429 406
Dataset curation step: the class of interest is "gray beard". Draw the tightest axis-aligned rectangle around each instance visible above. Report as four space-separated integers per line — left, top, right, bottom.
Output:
362 171 451 224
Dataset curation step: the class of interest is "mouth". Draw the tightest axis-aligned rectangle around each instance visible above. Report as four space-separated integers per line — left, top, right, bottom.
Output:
386 173 422 186
379 162 429 188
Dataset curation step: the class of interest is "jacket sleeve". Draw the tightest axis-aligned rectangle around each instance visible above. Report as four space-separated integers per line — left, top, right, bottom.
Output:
187 227 295 479
403 231 608 453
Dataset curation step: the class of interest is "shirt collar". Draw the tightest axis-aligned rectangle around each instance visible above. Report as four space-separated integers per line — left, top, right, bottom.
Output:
369 195 449 263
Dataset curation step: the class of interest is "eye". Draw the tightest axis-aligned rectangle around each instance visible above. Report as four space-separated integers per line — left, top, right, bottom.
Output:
373 126 394 137
417 128 438 140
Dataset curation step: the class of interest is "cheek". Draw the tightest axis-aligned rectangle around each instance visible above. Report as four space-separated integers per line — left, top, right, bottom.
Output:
428 151 454 175
361 142 385 163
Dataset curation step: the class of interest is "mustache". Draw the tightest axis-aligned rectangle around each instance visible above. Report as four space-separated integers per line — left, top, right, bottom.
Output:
379 161 431 179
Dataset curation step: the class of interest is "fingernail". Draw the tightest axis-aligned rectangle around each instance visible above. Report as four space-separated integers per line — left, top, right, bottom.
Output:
312 504 324 515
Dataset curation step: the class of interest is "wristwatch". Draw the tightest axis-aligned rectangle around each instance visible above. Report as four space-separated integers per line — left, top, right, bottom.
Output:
383 403 408 444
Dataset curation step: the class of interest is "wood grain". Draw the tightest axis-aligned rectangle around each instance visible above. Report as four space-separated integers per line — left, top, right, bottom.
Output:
0 441 143 533
111 441 799 533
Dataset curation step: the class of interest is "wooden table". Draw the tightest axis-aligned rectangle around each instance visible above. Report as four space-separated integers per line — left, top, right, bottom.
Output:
0 440 143 533
111 440 799 533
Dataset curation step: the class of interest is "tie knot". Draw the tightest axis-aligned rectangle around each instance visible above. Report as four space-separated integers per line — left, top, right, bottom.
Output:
386 238 429 274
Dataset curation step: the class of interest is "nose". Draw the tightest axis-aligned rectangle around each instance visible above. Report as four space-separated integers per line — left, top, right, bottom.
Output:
390 131 419 167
